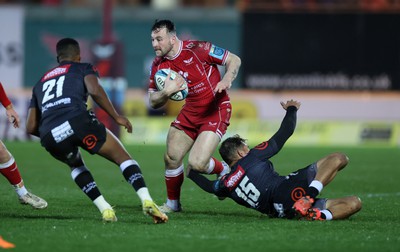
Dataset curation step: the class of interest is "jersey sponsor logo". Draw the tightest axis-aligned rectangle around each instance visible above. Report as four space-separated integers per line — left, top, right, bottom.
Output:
291 187 306 201
82 134 98 150
209 45 225 60
41 65 71 82
224 165 245 190
42 98 71 112
51 121 74 143
254 141 268 150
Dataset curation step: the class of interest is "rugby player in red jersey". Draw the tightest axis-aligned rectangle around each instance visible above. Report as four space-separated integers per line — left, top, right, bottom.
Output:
148 19 241 212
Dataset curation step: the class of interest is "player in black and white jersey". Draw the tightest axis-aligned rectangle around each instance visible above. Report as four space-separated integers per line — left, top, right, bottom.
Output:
188 100 362 221
26 38 167 223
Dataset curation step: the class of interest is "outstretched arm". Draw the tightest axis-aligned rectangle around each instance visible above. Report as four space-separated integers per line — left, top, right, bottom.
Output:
269 100 301 151
187 169 216 194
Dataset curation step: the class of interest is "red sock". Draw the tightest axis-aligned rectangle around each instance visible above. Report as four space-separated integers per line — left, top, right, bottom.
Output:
165 168 184 200
0 160 22 185
208 157 224 174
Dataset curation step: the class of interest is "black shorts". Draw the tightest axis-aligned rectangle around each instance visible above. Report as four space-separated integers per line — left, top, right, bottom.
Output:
41 110 106 164
270 164 327 219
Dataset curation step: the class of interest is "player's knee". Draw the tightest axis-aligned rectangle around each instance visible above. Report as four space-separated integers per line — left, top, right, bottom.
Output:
187 159 208 173
164 152 181 168
332 152 349 169
350 196 362 212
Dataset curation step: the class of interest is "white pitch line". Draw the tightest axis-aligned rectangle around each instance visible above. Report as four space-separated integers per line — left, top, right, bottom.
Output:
364 192 400 198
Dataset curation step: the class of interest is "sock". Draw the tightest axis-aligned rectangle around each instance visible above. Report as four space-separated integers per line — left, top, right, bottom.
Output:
166 199 180 210
0 155 28 197
0 155 22 185
93 195 113 213
71 166 101 201
306 180 323 199
206 157 224 175
13 180 28 197
165 165 184 206
136 187 153 204
320 209 333 220
120 160 146 191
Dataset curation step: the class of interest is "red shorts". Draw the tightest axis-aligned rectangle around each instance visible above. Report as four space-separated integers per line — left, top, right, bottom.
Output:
171 101 232 140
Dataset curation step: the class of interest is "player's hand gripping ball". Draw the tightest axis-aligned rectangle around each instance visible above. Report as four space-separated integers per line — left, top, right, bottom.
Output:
154 69 188 101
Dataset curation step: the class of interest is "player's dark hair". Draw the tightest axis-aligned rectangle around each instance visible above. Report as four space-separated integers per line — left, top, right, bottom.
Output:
151 19 176 34
219 134 247 165
56 38 80 62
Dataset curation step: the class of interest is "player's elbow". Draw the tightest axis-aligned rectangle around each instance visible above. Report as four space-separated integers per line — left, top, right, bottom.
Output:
230 53 241 68
26 123 38 136
149 93 166 109
149 100 162 109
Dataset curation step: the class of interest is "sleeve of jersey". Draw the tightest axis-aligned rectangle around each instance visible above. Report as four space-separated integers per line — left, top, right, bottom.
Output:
205 42 229 65
0 82 12 108
252 106 298 160
187 170 217 194
28 87 39 109
148 65 158 92
85 64 100 77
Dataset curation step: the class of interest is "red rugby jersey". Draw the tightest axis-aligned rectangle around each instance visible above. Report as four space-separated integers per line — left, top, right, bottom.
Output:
149 40 230 114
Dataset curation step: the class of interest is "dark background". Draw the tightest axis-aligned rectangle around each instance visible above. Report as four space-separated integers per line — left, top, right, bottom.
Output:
242 12 400 90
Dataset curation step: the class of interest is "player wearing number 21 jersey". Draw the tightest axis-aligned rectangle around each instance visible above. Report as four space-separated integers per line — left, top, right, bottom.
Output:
30 62 97 137
27 38 168 223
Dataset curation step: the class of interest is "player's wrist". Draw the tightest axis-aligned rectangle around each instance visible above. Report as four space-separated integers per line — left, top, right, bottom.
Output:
5 104 13 110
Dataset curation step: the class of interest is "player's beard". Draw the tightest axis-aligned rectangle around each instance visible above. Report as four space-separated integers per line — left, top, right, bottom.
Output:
157 42 173 58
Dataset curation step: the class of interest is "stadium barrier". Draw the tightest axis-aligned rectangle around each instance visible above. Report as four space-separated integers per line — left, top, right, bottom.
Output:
120 117 400 147
2 89 399 147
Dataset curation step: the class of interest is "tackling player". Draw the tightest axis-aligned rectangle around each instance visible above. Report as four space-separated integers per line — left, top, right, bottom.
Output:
188 100 362 220
148 19 242 212
26 38 167 223
0 82 47 209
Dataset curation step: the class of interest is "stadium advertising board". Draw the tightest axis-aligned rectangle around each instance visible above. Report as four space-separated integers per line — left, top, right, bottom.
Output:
0 6 24 89
242 12 400 90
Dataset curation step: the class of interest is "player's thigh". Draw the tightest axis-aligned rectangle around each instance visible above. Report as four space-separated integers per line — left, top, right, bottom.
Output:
325 196 362 210
165 126 193 167
97 129 131 165
188 131 220 171
41 132 83 167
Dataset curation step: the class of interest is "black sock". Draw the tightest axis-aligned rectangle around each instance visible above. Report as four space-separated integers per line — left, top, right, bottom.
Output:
74 171 101 201
122 164 146 191
306 187 319 199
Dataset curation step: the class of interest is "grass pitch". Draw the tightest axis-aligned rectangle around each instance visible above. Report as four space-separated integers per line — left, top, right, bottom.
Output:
0 141 399 252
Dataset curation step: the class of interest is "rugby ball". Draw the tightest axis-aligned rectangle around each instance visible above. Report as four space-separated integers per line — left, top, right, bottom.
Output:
154 68 188 101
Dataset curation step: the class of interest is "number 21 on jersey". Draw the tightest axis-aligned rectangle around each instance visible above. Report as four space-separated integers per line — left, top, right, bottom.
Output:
42 76 65 104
